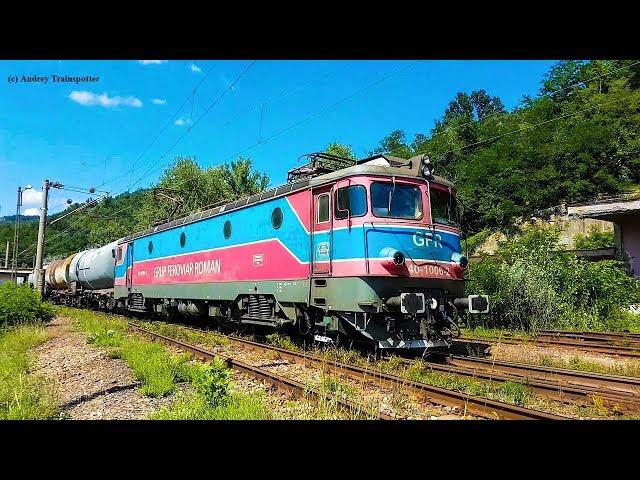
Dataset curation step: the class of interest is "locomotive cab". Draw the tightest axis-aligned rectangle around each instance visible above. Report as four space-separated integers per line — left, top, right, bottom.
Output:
305 153 488 351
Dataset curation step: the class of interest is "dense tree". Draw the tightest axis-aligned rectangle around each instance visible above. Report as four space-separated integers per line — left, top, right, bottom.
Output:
135 156 269 228
470 89 506 121
0 157 269 265
369 130 412 159
325 142 357 159
370 59 640 235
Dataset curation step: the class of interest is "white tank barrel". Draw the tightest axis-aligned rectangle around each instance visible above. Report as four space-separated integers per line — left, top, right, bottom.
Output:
70 240 119 290
68 250 89 284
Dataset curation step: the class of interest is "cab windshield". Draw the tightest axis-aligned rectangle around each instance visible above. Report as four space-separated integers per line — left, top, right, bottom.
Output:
430 186 460 226
371 182 423 219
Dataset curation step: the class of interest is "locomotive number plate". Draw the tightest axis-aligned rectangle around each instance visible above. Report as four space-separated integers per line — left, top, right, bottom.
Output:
400 292 426 314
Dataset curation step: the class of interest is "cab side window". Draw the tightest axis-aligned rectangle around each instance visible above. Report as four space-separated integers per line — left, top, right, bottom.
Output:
335 185 367 220
317 194 329 223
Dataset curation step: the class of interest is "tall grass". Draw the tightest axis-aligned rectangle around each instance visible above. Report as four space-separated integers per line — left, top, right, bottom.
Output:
111 340 193 397
0 325 58 419
387 359 534 408
63 307 193 397
265 332 300 351
136 320 228 348
150 390 270 420
536 354 640 378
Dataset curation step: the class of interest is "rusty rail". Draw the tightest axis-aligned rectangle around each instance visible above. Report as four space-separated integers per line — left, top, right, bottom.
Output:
127 323 394 420
132 322 566 420
537 330 640 347
456 335 640 358
398 355 640 414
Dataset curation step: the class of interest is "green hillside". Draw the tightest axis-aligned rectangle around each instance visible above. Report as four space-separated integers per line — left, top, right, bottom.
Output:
2 60 639 268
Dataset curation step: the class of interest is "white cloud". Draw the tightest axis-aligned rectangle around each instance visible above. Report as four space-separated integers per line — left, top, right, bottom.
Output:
138 60 167 65
190 63 202 73
69 91 143 108
152 98 167 105
174 118 194 127
22 189 43 206
23 208 39 216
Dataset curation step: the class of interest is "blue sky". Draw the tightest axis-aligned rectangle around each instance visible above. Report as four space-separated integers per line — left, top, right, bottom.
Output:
0 59 556 216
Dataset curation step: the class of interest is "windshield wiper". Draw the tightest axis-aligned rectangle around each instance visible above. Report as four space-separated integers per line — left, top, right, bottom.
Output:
387 176 396 214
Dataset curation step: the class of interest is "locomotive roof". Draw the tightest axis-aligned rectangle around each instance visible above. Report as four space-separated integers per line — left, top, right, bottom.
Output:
310 154 454 188
119 154 455 244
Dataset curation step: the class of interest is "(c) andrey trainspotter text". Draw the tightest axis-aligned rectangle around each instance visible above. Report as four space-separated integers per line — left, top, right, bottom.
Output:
8 75 100 84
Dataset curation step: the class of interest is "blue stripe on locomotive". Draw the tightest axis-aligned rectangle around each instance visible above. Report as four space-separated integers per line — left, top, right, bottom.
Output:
115 197 462 279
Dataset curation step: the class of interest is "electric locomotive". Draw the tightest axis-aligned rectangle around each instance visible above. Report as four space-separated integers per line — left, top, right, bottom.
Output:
105 152 488 351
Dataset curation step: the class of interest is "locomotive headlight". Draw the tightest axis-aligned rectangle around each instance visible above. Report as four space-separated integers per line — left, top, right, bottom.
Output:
380 247 406 268
429 298 438 310
451 252 468 269
421 154 433 178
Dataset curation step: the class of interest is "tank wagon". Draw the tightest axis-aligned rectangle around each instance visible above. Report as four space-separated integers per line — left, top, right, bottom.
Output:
45 240 120 308
43 153 488 352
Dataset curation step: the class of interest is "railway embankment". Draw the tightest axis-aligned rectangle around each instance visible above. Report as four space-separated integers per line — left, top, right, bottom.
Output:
32 316 177 419
39 307 394 420
4 281 640 420
40 308 294 420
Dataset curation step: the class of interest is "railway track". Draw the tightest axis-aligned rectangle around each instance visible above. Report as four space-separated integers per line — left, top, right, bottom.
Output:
128 320 566 420
538 330 640 347
455 335 640 358
127 323 395 420
399 355 640 414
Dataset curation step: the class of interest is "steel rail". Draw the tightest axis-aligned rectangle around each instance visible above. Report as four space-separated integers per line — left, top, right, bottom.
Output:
537 330 640 346
396 356 640 413
449 355 640 395
134 322 566 420
126 323 395 420
455 336 640 358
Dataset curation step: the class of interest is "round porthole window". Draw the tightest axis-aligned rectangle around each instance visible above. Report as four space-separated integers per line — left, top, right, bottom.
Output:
224 220 232 239
271 207 283 229
148 241 153 254
180 232 186 248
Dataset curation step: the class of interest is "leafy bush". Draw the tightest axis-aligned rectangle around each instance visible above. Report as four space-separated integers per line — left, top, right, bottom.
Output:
466 224 640 331
189 358 231 407
0 282 55 328
463 228 492 255
573 225 615 249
